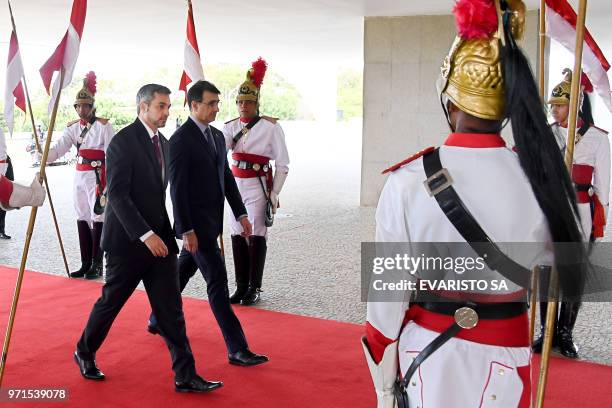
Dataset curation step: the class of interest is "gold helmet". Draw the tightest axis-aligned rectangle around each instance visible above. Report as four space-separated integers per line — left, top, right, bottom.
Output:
236 58 267 103
74 71 97 106
437 0 526 121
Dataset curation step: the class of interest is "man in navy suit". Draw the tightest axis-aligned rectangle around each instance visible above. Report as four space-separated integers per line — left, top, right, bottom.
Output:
74 84 222 393
149 80 268 367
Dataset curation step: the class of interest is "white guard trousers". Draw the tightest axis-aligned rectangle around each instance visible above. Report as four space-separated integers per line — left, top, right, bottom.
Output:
230 176 268 238
73 170 104 224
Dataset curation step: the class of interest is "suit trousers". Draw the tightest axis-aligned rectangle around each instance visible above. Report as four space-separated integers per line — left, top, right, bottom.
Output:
76 251 196 382
178 242 248 354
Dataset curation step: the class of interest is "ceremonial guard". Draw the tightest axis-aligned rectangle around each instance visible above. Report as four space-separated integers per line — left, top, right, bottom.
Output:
362 1 587 406
223 58 290 305
0 128 14 239
532 70 611 358
42 72 115 278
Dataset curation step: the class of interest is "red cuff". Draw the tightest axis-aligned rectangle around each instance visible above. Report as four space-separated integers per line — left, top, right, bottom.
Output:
365 322 395 364
0 175 14 206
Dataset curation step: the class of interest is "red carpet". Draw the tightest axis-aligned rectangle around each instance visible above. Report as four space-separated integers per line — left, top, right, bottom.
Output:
0 266 610 407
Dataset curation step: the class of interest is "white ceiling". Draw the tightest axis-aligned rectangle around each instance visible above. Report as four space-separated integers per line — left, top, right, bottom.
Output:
0 1 610 82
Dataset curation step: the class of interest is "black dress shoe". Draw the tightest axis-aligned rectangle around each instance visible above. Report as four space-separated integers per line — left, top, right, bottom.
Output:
74 352 105 380
228 349 269 366
85 262 103 279
0 232 11 240
175 375 223 393
240 288 262 306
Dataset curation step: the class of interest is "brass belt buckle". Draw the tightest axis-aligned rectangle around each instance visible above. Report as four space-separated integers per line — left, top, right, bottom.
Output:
454 307 478 329
253 163 261 171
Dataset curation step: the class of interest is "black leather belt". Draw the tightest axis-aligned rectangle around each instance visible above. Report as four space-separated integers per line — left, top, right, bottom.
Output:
415 300 527 319
78 156 105 167
232 159 269 172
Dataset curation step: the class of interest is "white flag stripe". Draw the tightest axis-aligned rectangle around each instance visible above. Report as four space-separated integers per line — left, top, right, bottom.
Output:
184 40 204 83
47 24 81 113
546 7 612 113
4 50 24 135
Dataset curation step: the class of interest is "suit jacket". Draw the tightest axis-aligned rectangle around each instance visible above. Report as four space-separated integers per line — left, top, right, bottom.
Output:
169 117 246 243
101 118 179 257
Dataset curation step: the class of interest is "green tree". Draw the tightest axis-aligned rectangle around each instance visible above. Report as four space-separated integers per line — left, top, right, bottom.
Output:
337 68 363 120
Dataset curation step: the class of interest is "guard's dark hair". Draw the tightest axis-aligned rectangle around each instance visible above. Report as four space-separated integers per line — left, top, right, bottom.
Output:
578 93 594 136
187 80 221 110
500 2 587 299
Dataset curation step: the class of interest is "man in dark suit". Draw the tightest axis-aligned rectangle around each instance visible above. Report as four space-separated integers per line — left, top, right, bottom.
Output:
74 84 222 393
148 80 268 367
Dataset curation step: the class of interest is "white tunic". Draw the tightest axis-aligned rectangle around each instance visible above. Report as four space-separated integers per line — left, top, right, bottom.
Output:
551 123 610 239
47 119 114 223
366 133 552 408
222 118 289 237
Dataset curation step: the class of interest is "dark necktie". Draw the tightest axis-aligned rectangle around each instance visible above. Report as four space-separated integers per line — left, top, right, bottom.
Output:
205 127 217 155
152 134 162 167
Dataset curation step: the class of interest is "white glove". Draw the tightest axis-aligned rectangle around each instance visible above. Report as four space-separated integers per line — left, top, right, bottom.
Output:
5 174 46 210
270 171 287 214
362 337 399 408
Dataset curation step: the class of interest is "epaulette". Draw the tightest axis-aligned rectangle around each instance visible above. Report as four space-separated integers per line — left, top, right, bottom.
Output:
97 117 110 125
262 116 279 124
225 117 239 124
382 147 436 174
67 119 79 127
592 125 609 135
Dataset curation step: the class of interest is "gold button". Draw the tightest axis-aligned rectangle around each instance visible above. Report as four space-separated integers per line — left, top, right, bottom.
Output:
491 394 497 400
411 381 416 386
498 368 505 375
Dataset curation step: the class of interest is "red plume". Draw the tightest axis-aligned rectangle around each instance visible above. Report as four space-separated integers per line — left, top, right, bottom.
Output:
581 73 593 94
85 71 97 95
250 57 267 88
453 0 498 40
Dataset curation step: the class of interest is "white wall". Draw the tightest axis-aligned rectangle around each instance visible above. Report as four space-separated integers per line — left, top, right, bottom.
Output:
361 11 540 206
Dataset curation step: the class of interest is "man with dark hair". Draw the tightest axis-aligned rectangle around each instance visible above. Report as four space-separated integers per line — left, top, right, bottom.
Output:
74 84 222 393
40 72 114 279
147 79 269 367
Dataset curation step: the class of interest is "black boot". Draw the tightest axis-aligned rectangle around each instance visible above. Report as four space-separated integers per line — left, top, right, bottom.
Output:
230 235 250 304
70 221 92 278
558 301 580 358
85 222 104 279
532 301 559 353
241 236 267 306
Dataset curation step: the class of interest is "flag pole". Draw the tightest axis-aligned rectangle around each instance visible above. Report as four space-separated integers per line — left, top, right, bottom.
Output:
7 0 70 277
530 0 547 350
535 1 589 406
0 68 66 387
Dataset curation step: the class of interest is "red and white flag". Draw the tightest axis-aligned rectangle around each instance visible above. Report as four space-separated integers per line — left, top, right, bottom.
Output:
179 0 205 104
545 0 612 113
39 0 87 113
4 30 26 136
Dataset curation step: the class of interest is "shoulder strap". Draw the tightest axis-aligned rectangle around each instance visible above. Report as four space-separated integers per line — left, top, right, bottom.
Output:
422 148 530 288
232 116 261 145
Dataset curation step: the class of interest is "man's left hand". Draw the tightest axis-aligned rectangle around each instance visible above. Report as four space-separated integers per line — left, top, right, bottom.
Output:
239 217 252 237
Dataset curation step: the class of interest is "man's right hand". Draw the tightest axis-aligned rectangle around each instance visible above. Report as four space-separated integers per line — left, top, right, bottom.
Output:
182 231 199 254
144 234 169 257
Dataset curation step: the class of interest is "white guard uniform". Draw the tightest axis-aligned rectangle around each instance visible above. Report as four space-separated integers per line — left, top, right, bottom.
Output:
551 123 610 239
0 128 7 176
365 133 553 408
223 118 289 237
47 119 114 224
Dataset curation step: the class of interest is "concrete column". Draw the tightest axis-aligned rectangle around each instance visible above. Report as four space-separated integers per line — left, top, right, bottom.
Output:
360 11 540 207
